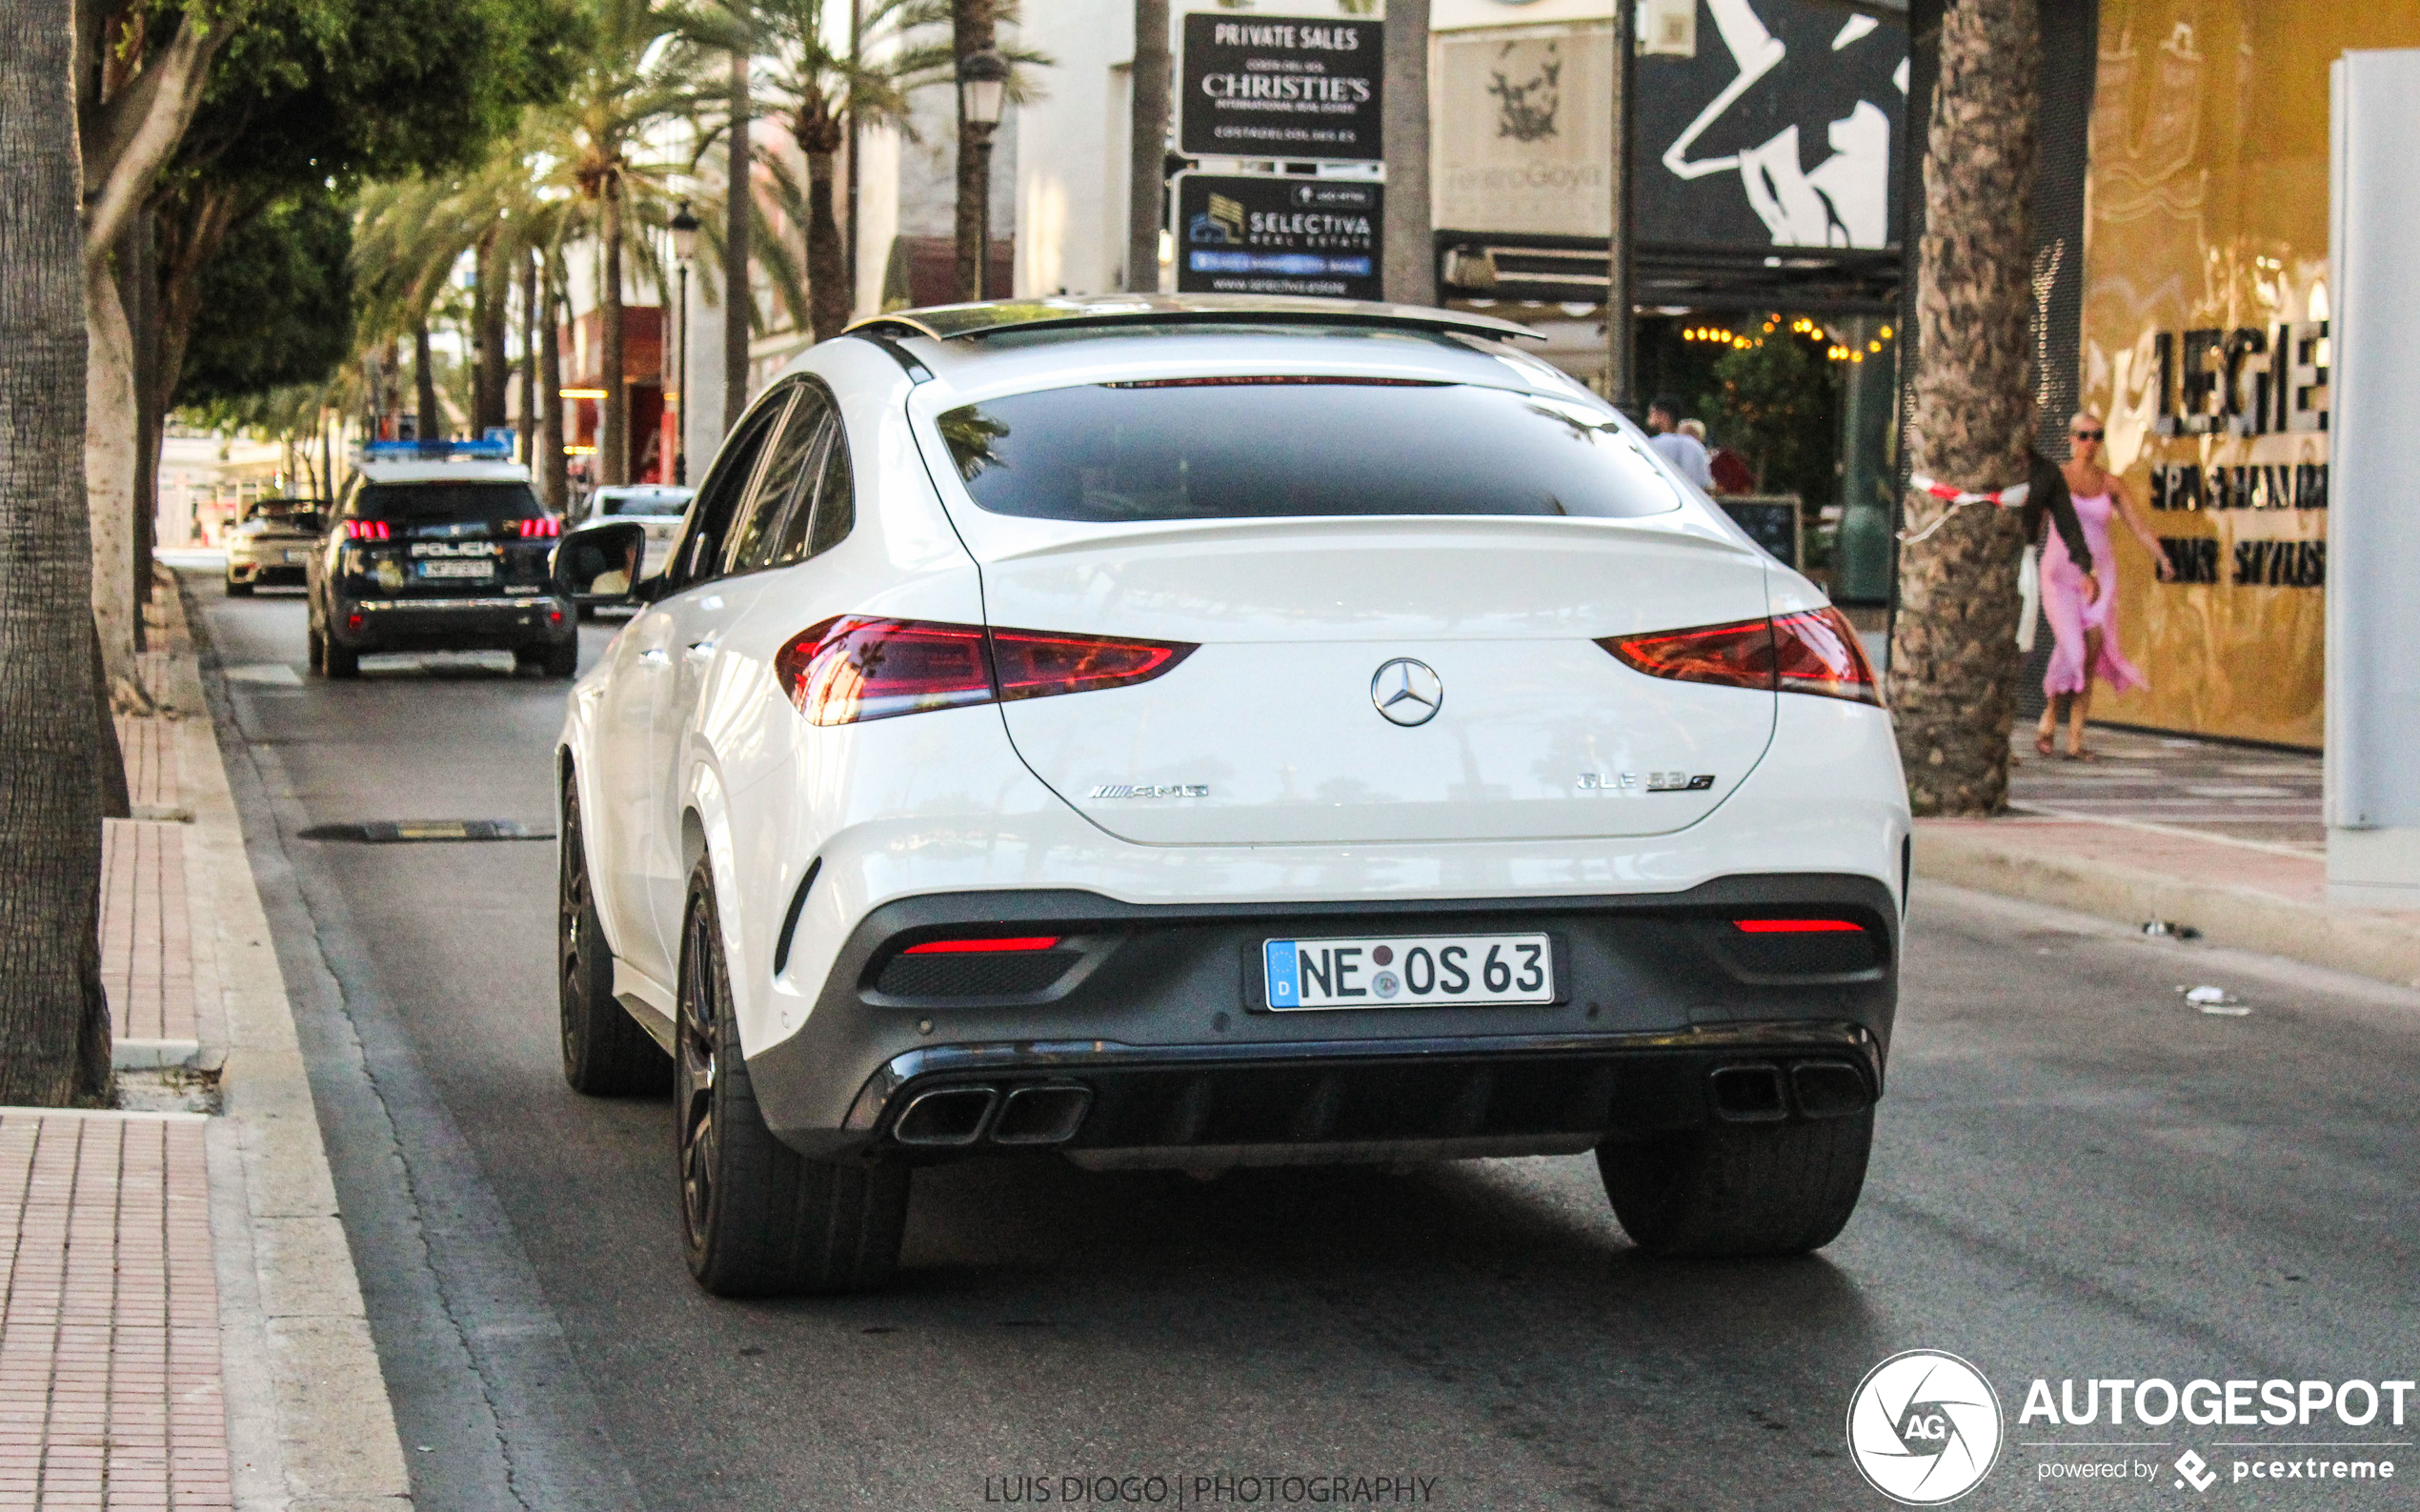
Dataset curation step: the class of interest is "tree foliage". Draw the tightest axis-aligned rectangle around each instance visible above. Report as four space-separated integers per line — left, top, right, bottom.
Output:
173 186 353 409
1698 320 1841 503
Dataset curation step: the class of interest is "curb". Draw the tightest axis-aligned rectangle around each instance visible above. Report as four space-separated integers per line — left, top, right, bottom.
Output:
152 575 416 1511
1913 823 2420 990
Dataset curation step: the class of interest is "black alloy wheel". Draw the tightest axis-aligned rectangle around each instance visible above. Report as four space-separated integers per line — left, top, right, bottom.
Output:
557 784 669 1095
675 858 909 1297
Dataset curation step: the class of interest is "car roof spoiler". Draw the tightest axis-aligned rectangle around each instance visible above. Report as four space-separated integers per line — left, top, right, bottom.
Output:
846 294 1546 347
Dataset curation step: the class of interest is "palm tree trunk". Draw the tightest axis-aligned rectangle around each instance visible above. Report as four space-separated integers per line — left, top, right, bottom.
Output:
723 50 753 433
0 0 116 1104
413 318 440 440
541 255 568 511
86 251 141 695
806 151 850 343
519 250 539 471
1886 0 2040 816
1126 0 1170 292
600 187 628 487
474 228 510 433
1381 0 1434 304
954 0 998 301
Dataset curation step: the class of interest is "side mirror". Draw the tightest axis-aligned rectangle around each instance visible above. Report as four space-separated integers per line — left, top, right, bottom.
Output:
552 520 648 605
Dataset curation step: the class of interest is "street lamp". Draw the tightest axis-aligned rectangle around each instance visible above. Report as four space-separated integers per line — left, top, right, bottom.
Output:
958 46 1009 301
670 201 700 485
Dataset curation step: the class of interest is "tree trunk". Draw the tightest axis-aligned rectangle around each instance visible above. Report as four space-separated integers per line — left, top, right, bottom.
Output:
953 0 997 301
413 318 440 440
806 151 850 343
723 50 753 433
125 215 156 651
1886 0 2040 816
540 258 568 511
474 228 509 433
1125 0 1169 292
85 251 141 697
599 188 628 487
519 249 539 471
1 0 116 1105
1381 0 1434 305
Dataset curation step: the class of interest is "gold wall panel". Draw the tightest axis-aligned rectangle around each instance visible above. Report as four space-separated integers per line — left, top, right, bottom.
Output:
2079 0 2420 748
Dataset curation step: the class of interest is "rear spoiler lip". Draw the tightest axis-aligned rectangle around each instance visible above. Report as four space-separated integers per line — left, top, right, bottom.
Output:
846 295 1546 347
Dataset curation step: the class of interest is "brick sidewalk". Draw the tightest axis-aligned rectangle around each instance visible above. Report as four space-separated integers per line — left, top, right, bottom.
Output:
4 583 249 1511
0 1114 230 1511
1918 728 2420 988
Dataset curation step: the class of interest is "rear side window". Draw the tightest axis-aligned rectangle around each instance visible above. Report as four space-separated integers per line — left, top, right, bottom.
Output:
726 389 832 575
672 389 788 584
938 380 1683 523
596 492 686 517
354 482 541 524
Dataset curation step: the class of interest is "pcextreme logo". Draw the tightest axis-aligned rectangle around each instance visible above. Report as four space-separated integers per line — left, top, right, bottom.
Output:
1847 1350 2007 1505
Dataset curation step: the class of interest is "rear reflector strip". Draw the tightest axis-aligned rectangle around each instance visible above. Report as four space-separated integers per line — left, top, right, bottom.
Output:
1734 919 1863 934
901 936 1062 955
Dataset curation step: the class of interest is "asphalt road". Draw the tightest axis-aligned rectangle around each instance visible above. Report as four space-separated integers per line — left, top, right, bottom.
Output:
186 569 2420 1512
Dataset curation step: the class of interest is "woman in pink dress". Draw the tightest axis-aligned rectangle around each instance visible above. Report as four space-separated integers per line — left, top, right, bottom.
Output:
2035 413 2173 759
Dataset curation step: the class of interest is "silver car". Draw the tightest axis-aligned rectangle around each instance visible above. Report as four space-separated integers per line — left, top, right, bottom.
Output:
578 484 693 584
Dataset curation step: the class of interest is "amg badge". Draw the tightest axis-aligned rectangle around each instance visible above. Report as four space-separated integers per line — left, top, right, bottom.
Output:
1088 783 1210 799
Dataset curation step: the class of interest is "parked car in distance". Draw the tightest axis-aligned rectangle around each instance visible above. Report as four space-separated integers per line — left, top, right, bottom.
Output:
306 440 575 678
224 498 328 595
578 484 693 587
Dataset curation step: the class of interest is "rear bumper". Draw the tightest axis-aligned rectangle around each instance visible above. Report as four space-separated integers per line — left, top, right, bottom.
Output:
229 561 307 585
744 873 1896 1163
329 592 574 650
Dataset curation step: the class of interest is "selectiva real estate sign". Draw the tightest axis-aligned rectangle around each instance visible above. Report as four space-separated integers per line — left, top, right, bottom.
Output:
1179 14 1383 163
1173 174 1382 300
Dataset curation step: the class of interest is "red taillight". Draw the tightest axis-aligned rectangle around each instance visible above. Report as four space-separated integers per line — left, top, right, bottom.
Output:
1735 919 1864 934
991 628 1190 702
772 617 1195 726
516 517 561 538
1602 616 1773 691
1771 607 1880 705
1601 606 1880 707
342 520 391 541
901 936 1061 955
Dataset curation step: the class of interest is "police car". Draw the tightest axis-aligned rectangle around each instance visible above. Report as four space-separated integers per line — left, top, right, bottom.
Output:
306 439 576 677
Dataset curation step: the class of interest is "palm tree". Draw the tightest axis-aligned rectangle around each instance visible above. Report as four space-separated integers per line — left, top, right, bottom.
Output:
0 0 117 1102
1885 0 2040 816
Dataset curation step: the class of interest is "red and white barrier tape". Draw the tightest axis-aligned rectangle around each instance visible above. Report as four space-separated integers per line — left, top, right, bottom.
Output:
1900 474 2030 543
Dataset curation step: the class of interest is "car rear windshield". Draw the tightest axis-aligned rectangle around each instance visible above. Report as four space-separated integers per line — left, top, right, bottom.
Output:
937 379 1684 522
354 482 542 524
595 492 687 517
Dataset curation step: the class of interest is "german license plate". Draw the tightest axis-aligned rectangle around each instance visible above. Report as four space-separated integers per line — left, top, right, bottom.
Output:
417 559 494 579
283 549 312 563
1262 933 1553 1011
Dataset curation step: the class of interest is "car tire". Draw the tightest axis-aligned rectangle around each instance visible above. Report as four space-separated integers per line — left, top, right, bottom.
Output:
1597 1109 1872 1259
676 859 909 1298
306 626 325 675
225 574 253 597
322 635 360 679
542 640 578 678
557 785 671 1096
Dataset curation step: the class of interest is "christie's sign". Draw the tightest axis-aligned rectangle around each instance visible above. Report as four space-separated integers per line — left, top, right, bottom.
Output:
1180 14 1383 162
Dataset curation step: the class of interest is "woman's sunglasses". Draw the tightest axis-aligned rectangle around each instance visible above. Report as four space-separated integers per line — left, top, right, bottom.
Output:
2071 429 2105 441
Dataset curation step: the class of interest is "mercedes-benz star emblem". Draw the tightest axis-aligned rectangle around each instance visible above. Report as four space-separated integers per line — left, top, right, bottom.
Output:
1371 658 1443 727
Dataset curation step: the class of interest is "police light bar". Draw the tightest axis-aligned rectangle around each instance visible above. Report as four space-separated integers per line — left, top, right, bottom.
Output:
360 437 515 461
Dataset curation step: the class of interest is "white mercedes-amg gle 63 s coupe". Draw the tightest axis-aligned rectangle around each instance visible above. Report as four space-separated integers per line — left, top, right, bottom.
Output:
550 295 1909 1297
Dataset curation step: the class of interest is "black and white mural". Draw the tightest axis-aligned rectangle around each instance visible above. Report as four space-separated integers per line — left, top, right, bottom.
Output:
1434 0 1906 252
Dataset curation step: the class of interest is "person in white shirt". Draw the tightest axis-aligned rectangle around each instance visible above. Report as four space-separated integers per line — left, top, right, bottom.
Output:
1645 395 1714 490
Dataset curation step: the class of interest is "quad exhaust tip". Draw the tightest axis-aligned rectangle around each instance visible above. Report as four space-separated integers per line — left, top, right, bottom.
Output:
891 1082 1093 1147
1707 1060 1872 1123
